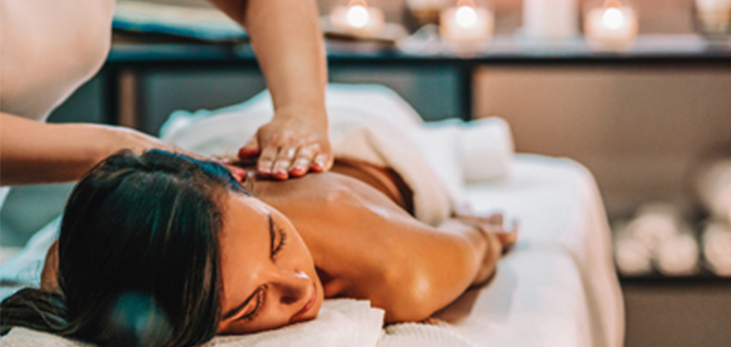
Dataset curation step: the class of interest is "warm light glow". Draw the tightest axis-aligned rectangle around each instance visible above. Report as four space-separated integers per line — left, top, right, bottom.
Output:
602 7 625 30
346 5 370 28
455 6 478 29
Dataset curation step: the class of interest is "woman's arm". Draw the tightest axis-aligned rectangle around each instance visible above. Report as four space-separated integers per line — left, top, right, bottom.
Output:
0 113 169 185
207 0 332 180
371 216 511 322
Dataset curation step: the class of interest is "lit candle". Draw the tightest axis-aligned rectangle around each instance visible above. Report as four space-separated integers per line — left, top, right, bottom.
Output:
695 0 731 38
330 0 386 37
439 0 494 47
584 0 638 51
523 0 579 40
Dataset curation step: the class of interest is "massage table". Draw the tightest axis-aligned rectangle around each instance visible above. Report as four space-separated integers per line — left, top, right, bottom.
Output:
0 86 623 347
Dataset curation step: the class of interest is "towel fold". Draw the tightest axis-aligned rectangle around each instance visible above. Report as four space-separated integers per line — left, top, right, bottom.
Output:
205 299 384 347
613 230 652 276
696 159 731 225
654 233 699 276
702 223 731 276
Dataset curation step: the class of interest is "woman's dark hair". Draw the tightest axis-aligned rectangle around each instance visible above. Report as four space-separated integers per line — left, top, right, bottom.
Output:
0 149 249 346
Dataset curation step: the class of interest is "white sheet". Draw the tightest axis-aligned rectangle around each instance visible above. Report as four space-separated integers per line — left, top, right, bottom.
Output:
450 155 624 347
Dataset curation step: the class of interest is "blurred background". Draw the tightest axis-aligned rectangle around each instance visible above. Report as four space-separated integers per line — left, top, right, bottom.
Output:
1 0 730 346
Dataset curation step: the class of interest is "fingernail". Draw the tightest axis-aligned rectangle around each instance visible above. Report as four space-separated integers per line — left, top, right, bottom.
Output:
233 169 246 181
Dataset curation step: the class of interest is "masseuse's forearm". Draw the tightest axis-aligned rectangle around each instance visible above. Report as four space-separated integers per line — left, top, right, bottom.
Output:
212 0 328 116
0 113 164 185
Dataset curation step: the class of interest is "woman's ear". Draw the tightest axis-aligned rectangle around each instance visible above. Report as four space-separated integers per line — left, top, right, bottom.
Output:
40 241 60 293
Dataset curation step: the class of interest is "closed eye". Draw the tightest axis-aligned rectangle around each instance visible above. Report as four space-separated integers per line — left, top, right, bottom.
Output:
268 214 287 259
239 288 265 322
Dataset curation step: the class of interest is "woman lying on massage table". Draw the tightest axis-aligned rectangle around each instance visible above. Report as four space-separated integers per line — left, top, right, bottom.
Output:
0 149 517 346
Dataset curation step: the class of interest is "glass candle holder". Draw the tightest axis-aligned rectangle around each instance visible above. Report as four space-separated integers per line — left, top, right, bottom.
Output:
695 0 731 39
523 0 579 41
330 0 386 37
439 0 495 50
583 0 639 52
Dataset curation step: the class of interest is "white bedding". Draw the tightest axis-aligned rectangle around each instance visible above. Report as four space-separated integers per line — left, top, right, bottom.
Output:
445 155 624 347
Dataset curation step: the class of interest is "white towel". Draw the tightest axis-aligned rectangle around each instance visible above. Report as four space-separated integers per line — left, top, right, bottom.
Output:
378 321 478 347
696 159 731 225
613 230 652 276
0 216 60 287
701 223 731 276
654 233 699 276
205 299 384 347
0 299 385 347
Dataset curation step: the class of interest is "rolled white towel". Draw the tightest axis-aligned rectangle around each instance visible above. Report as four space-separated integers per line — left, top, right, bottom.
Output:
654 233 700 276
625 204 680 253
457 117 514 183
695 159 731 225
702 223 731 276
614 230 653 276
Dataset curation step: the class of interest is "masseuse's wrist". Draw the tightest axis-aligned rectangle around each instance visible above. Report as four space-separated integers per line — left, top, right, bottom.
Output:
101 125 169 158
274 103 328 124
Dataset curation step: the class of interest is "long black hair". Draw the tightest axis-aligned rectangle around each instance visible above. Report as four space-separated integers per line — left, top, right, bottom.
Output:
0 149 248 346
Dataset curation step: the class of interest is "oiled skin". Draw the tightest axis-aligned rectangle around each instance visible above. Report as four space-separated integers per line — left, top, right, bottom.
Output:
244 162 504 322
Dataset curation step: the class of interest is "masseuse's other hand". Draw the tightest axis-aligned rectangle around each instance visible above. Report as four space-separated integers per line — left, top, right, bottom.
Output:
238 109 332 180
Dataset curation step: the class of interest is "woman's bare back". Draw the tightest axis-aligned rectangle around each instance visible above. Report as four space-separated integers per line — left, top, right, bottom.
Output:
242 160 516 322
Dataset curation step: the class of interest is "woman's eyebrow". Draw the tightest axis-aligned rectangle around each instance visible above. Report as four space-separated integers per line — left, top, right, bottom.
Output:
221 212 275 321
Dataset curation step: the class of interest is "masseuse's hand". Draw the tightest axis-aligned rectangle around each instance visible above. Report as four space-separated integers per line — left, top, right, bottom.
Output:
238 108 332 180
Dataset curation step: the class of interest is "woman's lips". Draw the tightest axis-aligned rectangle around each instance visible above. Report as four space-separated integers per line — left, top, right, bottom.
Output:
291 283 317 323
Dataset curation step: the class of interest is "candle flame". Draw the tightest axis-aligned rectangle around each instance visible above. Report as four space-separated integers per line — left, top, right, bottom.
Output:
602 7 625 30
455 5 478 29
346 5 370 28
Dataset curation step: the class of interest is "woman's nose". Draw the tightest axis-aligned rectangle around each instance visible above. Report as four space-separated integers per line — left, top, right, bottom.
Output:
272 270 310 304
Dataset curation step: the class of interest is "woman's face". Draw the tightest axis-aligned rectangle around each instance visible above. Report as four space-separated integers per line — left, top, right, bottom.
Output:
216 193 324 334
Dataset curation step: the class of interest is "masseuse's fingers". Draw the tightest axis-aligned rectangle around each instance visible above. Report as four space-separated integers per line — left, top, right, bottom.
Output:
271 146 297 180
257 146 279 178
311 153 333 173
288 146 317 177
238 138 260 159
217 158 248 183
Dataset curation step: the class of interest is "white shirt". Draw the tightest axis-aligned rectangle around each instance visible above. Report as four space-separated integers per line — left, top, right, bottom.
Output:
0 0 116 121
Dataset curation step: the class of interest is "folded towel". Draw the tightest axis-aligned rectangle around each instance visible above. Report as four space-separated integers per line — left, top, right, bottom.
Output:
702 223 731 276
613 230 652 276
0 299 385 347
654 233 699 276
113 1 247 42
0 217 60 287
695 159 731 225
624 203 680 252
205 299 384 347
378 320 478 347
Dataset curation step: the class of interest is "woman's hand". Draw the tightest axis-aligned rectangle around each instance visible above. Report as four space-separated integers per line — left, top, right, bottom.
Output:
453 212 519 287
238 108 332 180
